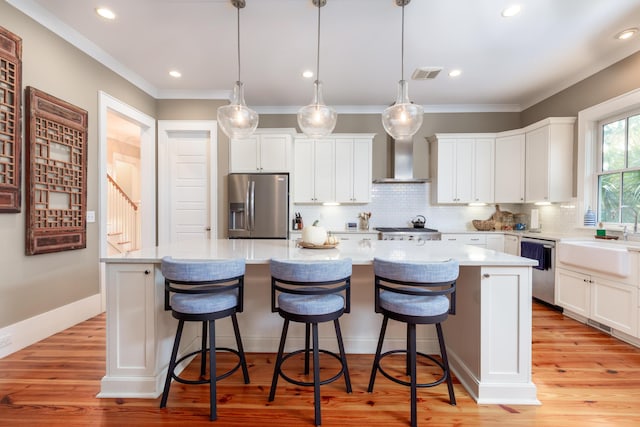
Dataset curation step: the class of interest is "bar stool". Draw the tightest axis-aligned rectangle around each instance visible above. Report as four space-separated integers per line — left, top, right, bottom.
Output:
269 258 353 426
368 258 458 427
160 256 250 421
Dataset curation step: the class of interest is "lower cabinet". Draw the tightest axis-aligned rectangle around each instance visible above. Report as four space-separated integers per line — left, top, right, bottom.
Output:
557 266 638 337
441 233 504 252
503 234 520 255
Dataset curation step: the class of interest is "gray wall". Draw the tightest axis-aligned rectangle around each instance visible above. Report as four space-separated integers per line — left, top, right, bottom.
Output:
2 0 640 331
0 3 155 328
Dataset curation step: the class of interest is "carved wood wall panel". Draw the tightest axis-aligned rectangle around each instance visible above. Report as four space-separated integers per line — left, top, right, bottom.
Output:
0 26 22 213
25 87 88 255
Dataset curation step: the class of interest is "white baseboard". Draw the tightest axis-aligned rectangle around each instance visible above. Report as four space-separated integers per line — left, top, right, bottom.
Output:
0 294 103 359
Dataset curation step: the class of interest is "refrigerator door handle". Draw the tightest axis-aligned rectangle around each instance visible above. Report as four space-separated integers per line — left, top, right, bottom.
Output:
245 180 251 231
250 180 256 231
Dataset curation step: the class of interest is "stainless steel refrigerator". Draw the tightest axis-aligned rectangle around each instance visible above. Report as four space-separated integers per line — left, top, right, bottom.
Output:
228 173 289 239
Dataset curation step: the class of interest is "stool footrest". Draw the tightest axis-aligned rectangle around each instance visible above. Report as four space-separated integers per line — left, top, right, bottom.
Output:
277 348 347 387
171 347 243 385
375 349 448 388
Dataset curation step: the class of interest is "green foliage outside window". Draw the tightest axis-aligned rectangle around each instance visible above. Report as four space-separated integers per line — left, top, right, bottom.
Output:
598 114 640 224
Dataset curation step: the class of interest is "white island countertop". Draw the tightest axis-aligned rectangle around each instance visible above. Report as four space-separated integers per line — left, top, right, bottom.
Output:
102 238 538 267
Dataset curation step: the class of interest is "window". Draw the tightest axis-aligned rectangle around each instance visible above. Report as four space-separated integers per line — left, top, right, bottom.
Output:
597 110 640 224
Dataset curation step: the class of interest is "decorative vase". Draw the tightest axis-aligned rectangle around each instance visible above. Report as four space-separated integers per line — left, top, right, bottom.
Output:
358 217 369 231
584 207 596 226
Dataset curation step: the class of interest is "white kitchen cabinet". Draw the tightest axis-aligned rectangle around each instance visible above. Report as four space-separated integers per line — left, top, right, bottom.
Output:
294 137 334 203
557 250 639 338
495 133 525 203
503 234 520 255
334 137 372 203
229 129 294 173
294 134 374 204
524 118 575 203
441 233 487 246
591 277 638 336
429 135 494 204
486 234 504 252
556 268 591 318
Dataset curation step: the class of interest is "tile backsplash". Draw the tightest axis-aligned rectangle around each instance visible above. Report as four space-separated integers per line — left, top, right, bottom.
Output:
291 183 579 232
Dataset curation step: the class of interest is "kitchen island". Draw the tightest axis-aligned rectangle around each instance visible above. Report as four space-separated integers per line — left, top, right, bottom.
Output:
100 238 538 405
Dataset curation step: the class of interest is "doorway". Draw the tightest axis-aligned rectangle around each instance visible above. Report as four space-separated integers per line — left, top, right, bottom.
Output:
98 92 156 311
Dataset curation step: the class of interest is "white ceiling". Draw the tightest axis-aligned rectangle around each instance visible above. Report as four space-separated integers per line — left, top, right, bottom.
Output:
9 0 640 112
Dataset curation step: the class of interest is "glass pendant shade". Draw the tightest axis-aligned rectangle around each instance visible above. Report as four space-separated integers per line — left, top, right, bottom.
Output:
298 80 337 138
382 79 423 140
217 81 259 139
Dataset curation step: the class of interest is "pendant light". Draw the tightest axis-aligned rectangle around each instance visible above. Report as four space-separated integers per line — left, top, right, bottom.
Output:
297 0 337 138
217 0 259 139
382 0 423 140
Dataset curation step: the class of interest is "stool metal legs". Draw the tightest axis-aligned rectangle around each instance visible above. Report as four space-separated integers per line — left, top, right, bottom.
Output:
161 314 249 421
368 316 455 427
269 317 351 426
436 323 456 405
161 319 184 410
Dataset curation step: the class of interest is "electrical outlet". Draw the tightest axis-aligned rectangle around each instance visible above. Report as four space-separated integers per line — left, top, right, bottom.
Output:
0 334 11 349
86 210 96 223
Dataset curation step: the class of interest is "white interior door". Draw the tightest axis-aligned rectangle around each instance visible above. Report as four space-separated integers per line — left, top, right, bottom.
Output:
158 121 218 244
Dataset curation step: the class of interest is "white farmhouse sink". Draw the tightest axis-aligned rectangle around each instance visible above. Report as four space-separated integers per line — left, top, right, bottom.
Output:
557 241 630 277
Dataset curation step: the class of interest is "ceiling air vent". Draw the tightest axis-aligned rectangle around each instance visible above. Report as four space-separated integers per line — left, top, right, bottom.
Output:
411 67 442 80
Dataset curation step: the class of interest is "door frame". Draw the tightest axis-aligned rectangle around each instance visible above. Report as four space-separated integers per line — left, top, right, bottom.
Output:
157 120 218 244
98 91 156 311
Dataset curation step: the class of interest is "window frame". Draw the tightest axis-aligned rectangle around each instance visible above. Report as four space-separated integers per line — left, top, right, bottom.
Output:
596 108 640 224
578 88 640 229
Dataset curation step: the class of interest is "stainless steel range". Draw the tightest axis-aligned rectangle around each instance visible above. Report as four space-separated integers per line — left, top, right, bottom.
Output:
375 227 442 241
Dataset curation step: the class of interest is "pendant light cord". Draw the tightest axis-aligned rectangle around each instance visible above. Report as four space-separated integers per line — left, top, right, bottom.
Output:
316 1 321 82
401 2 405 81
236 5 241 82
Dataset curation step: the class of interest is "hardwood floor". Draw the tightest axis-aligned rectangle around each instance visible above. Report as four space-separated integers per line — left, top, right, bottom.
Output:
1 302 640 426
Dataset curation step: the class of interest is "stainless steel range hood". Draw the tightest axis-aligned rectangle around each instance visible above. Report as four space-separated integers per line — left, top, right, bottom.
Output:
373 136 429 183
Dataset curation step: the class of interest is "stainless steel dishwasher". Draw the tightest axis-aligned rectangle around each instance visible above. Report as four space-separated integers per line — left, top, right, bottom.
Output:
521 236 557 307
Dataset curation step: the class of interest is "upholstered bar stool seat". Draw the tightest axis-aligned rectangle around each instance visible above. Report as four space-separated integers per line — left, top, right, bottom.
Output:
269 258 353 426
160 256 250 421
368 258 459 427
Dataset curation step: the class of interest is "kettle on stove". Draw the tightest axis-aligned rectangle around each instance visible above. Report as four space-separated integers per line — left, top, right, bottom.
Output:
411 215 426 228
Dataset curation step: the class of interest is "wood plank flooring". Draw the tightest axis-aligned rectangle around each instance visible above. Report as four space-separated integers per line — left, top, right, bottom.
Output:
1 302 640 426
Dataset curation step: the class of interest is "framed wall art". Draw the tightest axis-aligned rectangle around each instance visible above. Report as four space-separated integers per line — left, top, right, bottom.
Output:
25 87 88 255
0 26 22 213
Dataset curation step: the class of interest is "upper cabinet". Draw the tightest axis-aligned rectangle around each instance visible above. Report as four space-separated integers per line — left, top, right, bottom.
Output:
429 135 495 204
335 137 372 203
524 118 575 203
495 133 525 203
430 117 575 205
293 134 374 204
229 129 295 173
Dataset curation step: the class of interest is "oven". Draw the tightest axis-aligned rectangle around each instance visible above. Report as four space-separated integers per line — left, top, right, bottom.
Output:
375 227 442 241
520 236 558 308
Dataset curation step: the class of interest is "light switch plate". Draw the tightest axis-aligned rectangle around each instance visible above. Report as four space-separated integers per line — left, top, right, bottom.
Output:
86 211 96 223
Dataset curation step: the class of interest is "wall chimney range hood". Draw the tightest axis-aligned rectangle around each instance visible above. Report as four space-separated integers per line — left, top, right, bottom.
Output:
373 136 429 184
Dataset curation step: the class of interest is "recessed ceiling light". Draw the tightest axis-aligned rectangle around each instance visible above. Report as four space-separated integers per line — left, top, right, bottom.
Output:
169 70 182 78
501 5 521 18
616 28 638 40
96 7 116 20
449 69 462 78
302 70 314 79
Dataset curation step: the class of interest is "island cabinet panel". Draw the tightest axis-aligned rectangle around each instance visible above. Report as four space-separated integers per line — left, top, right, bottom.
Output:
101 263 197 398
444 265 536 404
